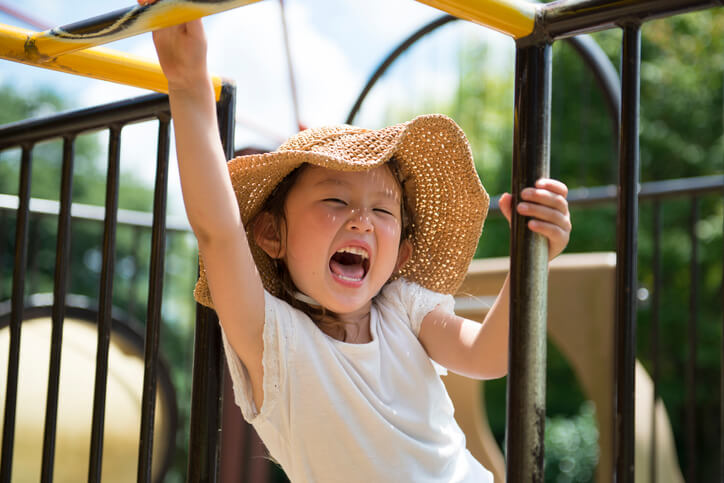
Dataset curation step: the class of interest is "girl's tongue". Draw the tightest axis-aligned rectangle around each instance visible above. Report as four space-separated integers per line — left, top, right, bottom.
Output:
329 251 367 281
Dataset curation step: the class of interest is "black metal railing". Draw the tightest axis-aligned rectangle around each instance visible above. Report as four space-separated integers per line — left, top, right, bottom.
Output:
584 175 723 483
0 86 235 482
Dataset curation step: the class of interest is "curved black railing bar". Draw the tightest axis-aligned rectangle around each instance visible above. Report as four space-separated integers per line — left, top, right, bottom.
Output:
564 34 620 142
346 14 458 124
345 15 622 152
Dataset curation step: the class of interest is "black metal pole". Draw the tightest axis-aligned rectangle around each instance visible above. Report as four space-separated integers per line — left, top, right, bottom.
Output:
613 22 640 483
0 145 33 483
506 40 552 483
720 187 724 483
186 83 236 483
88 125 122 482
686 197 699 482
137 115 171 483
40 136 75 482
649 200 661 483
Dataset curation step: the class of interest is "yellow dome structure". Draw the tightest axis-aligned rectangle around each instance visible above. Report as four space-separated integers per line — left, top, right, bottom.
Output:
0 304 176 482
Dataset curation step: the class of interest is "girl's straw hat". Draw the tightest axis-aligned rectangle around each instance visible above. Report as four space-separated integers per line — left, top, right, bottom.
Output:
194 113 489 308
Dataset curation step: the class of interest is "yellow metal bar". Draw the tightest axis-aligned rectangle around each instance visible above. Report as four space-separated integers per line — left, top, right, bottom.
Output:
0 23 224 100
26 0 262 60
414 0 537 38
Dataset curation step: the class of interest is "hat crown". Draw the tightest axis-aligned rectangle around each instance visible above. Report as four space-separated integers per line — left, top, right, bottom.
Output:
278 125 371 152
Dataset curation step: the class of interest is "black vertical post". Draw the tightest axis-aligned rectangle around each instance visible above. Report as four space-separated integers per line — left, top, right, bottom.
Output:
686 197 699 483
88 126 122 482
649 200 661 483
506 41 552 483
187 83 236 483
40 136 75 482
0 145 33 483
137 116 171 483
614 22 640 483
720 189 724 483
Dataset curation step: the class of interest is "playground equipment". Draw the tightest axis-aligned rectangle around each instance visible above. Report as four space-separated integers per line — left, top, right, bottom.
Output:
0 301 177 481
1 0 723 482
450 253 685 483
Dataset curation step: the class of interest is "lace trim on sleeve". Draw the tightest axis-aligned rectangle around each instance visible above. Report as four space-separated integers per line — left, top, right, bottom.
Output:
402 279 456 335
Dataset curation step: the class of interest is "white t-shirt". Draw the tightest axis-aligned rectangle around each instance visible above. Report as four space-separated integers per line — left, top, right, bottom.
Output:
222 277 493 483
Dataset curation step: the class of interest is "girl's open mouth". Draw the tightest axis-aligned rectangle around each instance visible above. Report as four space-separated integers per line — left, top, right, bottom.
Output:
329 246 370 283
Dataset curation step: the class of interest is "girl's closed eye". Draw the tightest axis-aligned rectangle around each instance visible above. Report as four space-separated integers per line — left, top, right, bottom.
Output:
373 207 395 216
323 198 348 205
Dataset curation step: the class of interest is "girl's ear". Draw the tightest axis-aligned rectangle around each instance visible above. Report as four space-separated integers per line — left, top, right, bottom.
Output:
395 239 413 273
253 211 286 258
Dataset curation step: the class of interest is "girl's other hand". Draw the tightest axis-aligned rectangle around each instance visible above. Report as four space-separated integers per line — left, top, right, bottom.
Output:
499 178 571 261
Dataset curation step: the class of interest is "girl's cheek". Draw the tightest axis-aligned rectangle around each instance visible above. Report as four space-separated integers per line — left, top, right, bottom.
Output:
377 219 401 242
295 207 333 231
322 212 340 224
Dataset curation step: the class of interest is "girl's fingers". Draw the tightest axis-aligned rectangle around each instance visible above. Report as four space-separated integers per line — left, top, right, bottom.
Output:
527 220 570 259
535 178 568 197
517 202 572 232
515 178 571 260
528 219 567 239
520 187 568 214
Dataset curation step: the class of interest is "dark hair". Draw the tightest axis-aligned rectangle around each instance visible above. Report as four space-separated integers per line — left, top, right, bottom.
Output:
251 159 413 339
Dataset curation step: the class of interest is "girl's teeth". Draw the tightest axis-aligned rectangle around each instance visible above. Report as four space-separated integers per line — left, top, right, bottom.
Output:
337 246 369 259
335 273 363 282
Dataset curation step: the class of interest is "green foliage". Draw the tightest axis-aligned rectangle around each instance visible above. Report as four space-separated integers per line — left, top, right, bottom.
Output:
544 402 599 483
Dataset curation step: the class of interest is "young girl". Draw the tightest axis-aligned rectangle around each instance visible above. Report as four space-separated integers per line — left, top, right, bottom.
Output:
147 15 571 483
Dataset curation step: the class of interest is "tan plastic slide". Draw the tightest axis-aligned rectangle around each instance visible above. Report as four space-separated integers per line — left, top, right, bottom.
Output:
447 252 684 482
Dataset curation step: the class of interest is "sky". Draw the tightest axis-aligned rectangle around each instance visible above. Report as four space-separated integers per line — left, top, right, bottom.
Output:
0 0 513 215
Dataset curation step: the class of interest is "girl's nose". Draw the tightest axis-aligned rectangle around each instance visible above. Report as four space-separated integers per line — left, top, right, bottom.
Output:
346 210 373 232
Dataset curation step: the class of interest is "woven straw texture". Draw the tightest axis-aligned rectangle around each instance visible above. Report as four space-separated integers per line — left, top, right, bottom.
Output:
194 113 489 308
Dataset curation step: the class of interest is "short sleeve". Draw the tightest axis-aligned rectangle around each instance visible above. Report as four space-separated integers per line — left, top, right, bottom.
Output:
221 290 296 422
379 278 456 336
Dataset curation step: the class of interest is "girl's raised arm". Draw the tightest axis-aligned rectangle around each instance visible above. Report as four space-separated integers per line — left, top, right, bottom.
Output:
151 20 266 409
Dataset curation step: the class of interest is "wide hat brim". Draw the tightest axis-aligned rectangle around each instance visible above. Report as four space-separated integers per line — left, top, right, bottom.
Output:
194 113 489 308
